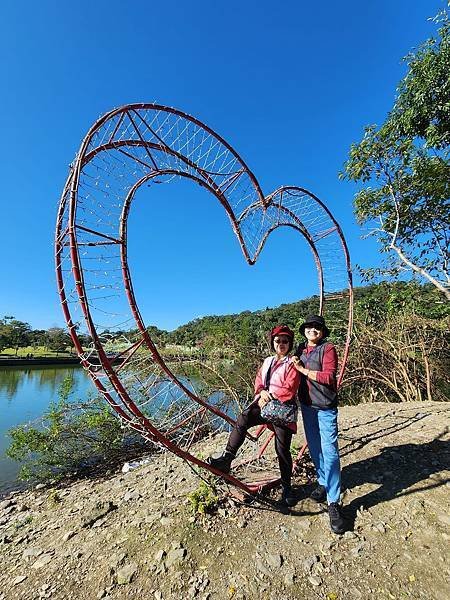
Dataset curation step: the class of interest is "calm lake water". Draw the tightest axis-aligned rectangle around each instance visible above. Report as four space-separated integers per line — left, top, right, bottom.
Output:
0 365 95 495
0 365 233 496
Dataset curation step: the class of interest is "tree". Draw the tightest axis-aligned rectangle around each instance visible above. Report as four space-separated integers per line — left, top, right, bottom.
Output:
342 12 450 300
0 316 32 354
29 329 49 349
0 318 11 352
46 327 73 354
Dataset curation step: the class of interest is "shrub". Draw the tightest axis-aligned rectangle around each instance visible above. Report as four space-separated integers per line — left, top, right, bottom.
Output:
6 375 144 483
187 481 219 515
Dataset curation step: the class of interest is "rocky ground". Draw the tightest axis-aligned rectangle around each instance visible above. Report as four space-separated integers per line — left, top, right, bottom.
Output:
0 401 449 600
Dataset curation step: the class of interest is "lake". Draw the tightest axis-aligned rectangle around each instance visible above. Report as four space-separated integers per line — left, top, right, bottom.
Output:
0 365 95 495
0 363 235 496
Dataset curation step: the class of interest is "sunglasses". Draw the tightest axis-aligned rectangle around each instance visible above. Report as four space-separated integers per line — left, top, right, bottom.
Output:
305 325 323 331
274 337 290 344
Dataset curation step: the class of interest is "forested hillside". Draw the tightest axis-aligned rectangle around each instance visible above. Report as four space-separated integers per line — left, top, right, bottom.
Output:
158 281 449 405
163 281 447 349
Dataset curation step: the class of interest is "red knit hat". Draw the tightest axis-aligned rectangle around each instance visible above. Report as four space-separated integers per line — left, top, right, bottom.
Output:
270 325 294 340
270 325 294 352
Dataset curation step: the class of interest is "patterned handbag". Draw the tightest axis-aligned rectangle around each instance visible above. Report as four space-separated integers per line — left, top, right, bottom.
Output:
260 398 298 427
259 357 298 427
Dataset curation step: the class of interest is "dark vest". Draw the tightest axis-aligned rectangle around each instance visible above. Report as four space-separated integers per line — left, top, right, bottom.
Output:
296 341 338 409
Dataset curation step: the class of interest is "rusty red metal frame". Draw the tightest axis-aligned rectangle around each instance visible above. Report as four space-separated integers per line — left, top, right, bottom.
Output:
55 103 353 497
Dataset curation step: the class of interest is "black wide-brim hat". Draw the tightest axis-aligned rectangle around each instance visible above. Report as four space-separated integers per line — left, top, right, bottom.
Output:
299 314 330 338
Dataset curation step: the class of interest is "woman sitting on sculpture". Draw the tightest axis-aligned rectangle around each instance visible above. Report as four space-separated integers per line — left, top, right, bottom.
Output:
208 325 301 506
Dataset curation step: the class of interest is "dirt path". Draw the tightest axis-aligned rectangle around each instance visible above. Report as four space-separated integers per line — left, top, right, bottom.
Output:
0 401 449 600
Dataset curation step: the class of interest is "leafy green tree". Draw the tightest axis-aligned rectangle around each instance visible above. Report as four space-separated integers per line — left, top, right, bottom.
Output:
46 327 73 354
391 12 449 149
0 316 32 354
0 321 9 352
28 329 48 350
342 12 449 299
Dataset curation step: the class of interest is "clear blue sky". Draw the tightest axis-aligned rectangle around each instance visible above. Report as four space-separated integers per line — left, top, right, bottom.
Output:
0 0 444 331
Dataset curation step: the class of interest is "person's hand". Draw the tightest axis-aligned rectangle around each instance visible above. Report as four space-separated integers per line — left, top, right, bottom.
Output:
292 356 307 376
292 356 303 372
258 389 271 408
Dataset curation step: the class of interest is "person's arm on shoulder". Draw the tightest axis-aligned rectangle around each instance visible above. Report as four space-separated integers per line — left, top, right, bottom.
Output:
292 344 337 387
315 344 338 386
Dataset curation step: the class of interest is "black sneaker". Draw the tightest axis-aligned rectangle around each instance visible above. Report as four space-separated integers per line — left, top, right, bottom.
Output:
310 484 326 503
281 485 297 507
206 451 234 474
328 502 346 534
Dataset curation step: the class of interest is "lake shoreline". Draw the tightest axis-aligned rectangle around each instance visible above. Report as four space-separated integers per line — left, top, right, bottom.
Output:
0 441 152 500
0 357 82 367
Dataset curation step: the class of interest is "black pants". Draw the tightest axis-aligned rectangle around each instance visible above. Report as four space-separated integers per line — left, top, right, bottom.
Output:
226 402 293 487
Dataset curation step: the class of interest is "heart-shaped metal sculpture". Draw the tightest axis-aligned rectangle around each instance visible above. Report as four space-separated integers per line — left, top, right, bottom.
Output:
55 104 352 494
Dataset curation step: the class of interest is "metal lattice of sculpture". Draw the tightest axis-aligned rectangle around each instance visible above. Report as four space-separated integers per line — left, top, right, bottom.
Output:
55 104 353 495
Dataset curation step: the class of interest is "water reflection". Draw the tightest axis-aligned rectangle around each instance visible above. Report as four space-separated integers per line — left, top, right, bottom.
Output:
0 366 85 400
0 366 95 495
0 368 22 399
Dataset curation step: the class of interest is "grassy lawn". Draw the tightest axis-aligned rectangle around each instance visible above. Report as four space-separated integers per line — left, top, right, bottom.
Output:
0 346 76 358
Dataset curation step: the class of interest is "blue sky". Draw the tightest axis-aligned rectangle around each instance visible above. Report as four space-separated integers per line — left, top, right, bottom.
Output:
0 0 444 331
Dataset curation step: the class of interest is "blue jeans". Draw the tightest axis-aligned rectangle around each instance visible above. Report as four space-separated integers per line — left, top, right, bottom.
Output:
301 404 341 503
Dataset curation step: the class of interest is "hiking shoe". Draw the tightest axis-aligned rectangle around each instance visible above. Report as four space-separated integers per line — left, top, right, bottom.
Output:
206 451 234 474
328 502 346 534
310 484 326 503
281 485 297 507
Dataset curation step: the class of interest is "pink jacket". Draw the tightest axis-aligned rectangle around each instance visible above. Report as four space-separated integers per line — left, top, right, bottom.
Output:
254 355 301 403
254 355 300 432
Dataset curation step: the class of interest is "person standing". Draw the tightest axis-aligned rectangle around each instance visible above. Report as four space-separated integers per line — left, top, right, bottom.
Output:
292 315 346 534
207 325 301 507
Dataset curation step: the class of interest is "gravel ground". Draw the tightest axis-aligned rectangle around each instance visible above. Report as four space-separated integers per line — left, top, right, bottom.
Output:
0 401 449 600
